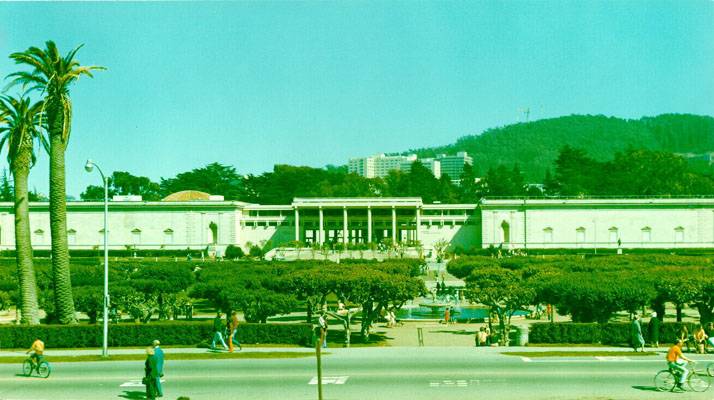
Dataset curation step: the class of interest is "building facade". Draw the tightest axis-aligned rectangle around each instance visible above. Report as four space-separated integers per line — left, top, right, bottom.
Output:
348 153 444 179
1 196 713 254
436 151 473 181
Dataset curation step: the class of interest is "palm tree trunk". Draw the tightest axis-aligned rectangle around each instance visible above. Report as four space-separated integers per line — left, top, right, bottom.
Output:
12 163 39 324
48 104 76 324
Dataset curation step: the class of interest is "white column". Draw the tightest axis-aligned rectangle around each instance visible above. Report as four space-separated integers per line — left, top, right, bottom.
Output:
367 206 372 243
343 207 348 244
319 207 324 245
294 207 300 242
415 207 421 242
391 206 397 243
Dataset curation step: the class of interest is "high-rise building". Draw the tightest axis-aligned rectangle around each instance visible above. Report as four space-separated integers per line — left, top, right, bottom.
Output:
349 154 418 178
437 151 473 181
349 152 470 180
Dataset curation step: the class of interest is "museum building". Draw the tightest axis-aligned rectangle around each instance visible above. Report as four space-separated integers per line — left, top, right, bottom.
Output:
0 191 712 253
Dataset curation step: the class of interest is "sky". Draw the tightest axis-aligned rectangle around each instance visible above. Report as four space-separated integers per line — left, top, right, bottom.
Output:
0 1 713 197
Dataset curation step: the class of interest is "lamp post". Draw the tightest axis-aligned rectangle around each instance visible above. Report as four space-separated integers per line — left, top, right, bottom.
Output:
85 159 109 357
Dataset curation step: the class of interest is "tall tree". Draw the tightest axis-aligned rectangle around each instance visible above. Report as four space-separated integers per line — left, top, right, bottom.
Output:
0 95 47 324
81 171 161 201
0 169 13 201
9 41 105 324
159 163 245 200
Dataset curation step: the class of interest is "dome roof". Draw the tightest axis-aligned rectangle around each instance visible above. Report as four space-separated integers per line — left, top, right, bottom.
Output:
162 190 211 202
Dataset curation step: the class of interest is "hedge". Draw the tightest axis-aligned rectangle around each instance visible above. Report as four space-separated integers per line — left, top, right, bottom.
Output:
529 322 697 345
0 321 314 349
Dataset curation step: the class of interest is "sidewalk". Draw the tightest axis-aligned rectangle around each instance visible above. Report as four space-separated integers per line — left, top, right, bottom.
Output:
0 346 313 357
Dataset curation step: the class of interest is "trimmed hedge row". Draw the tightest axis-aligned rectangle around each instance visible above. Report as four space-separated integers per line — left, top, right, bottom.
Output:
0 321 313 349
529 322 697 345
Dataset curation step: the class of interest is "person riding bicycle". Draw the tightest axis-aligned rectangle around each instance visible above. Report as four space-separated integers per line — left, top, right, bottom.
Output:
667 339 695 390
27 338 45 368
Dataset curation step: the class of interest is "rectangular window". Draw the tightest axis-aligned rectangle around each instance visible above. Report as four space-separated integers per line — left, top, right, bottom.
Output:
641 230 651 242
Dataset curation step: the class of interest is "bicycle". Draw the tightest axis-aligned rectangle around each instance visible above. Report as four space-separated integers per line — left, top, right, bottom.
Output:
707 361 714 377
22 356 51 378
654 362 711 392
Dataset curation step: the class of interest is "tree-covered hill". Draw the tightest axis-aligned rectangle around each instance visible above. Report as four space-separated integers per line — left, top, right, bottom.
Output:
404 114 714 180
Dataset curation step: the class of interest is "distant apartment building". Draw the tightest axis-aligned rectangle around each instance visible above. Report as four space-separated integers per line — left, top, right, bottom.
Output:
348 152 472 180
348 153 419 178
436 151 473 181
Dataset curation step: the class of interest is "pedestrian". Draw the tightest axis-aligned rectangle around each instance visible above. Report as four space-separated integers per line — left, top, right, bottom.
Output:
631 315 645 352
476 327 489 347
678 325 691 352
152 340 164 398
228 311 241 352
144 347 158 400
707 322 714 352
648 312 660 348
693 324 708 354
318 313 328 349
211 311 228 350
444 306 450 325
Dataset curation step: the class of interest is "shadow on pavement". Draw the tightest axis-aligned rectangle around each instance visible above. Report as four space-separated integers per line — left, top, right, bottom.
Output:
632 385 660 392
430 329 476 336
118 390 146 399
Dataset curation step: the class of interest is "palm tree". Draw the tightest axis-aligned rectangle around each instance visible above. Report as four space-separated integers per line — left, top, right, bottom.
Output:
0 94 48 324
8 41 105 324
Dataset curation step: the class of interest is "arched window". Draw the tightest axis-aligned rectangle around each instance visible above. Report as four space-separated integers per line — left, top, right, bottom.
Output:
67 229 77 245
543 227 553 243
576 227 586 244
608 227 619 243
674 226 684 243
641 227 652 242
131 228 142 245
163 228 174 245
34 229 44 244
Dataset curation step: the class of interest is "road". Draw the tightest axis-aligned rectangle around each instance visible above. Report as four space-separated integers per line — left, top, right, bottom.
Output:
0 347 712 400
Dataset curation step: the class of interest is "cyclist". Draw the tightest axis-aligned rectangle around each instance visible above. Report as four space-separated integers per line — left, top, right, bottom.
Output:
666 339 695 390
26 337 45 369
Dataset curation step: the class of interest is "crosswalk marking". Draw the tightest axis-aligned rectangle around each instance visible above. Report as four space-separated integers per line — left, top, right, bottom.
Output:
120 378 165 387
429 379 468 388
309 376 349 385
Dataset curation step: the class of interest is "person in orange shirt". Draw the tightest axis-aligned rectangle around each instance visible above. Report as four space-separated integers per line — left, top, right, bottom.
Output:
666 339 694 390
26 338 45 367
228 311 242 352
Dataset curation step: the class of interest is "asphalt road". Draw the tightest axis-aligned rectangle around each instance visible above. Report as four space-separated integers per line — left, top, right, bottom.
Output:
0 347 712 400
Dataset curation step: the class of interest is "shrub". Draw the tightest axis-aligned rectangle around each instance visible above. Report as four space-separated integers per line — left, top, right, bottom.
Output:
529 322 698 345
225 245 244 259
0 321 314 348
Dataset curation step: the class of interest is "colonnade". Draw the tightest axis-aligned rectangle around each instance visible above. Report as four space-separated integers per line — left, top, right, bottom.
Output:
293 206 421 245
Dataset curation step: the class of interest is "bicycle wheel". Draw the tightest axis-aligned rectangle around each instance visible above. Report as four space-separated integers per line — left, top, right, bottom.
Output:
37 362 51 379
654 370 676 392
707 362 714 377
687 371 711 392
21 360 33 376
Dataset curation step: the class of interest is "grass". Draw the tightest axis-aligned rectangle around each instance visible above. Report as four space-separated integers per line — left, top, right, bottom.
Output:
503 351 658 358
0 351 322 364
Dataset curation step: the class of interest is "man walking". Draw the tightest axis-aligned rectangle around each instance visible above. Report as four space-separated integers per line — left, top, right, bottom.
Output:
649 312 660 348
229 311 241 352
211 311 228 350
152 340 164 398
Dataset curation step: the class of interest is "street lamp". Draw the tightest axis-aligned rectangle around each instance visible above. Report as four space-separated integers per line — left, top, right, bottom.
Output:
85 159 109 357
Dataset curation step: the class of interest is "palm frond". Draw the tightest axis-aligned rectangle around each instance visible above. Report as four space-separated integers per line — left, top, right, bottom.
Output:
63 43 85 66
